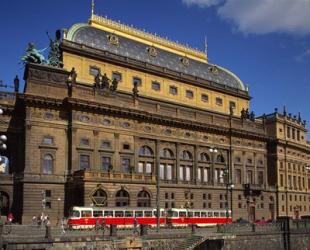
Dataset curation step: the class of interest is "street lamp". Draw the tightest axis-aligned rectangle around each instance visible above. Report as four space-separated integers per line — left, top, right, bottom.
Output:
209 147 218 184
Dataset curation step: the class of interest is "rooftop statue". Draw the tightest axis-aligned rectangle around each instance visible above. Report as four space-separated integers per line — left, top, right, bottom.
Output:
47 30 63 67
21 43 47 65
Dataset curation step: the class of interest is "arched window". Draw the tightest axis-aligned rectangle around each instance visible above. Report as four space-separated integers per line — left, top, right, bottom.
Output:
137 190 151 207
181 151 192 160
200 153 210 162
115 189 130 207
91 188 107 206
139 146 154 156
43 154 53 174
216 155 225 163
160 148 174 158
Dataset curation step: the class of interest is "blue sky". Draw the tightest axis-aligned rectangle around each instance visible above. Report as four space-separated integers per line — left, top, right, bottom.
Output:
1 0 309 137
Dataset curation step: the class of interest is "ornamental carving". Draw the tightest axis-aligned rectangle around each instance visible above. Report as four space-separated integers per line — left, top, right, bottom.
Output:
108 34 119 46
180 57 189 67
146 46 157 57
93 72 118 96
28 68 68 84
209 65 219 75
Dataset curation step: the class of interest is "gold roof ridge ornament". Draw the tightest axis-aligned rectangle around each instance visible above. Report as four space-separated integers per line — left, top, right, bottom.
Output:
89 14 208 63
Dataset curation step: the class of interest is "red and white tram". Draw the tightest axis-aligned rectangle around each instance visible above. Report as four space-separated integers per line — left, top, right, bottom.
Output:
67 206 166 229
67 206 232 229
166 208 232 227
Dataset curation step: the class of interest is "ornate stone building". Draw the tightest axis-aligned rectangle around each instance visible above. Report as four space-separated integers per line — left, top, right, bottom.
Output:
0 14 309 224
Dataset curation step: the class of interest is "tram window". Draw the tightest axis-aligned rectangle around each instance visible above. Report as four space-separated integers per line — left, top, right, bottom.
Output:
135 211 143 217
161 211 166 217
220 212 226 217
208 212 213 217
81 210 92 217
104 211 113 217
201 212 207 217
144 211 153 217
194 212 200 217
188 212 193 217
115 211 124 217
214 212 219 217
167 210 178 217
179 211 186 218
125 211 133 217
70 210 80 218
93 210 103 217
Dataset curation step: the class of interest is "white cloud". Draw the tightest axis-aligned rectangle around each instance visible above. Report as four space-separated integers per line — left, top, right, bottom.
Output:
183 0 310 35
295 49 310 62
182 0 223 8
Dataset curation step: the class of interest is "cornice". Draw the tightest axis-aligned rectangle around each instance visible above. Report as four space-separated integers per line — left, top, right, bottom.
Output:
66 97 269 142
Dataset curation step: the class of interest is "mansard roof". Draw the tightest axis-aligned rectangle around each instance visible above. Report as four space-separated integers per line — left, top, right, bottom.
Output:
65 18 246 92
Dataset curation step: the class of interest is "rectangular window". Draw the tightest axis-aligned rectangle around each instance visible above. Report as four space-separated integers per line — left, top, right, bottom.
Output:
89 66 100 76
166 165 172 180
297 130 300 141
133 77 142 86
112 72 122 82
185 166 191 181
280 174 284 186
179 166 184 180
160 164 165 179
203 168 209 182
197 168 202 181
80 154 90 170
169 86 178 95
201 94 209 102
146 163 152 174
45 190 51 197
43 137 53 145
101 156 111 172
288 175 292 188
186 90 194 99
123 144 130 150
246 170 253 184
293 176 297 189
45 201 52 209
122 158 130 173
216 97 223 106
287 127 291 138
152 81 161 91
235 169 241 184
80 138 90 147
138 162 143 173
292 128 295 139
258 171 264 185
229 101 236 110
101 140 111 149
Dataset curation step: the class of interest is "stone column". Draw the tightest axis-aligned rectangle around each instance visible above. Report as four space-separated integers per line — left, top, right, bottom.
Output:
194 145 198 184
114 133 120 171
93 130 99 170
176 143 180 183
